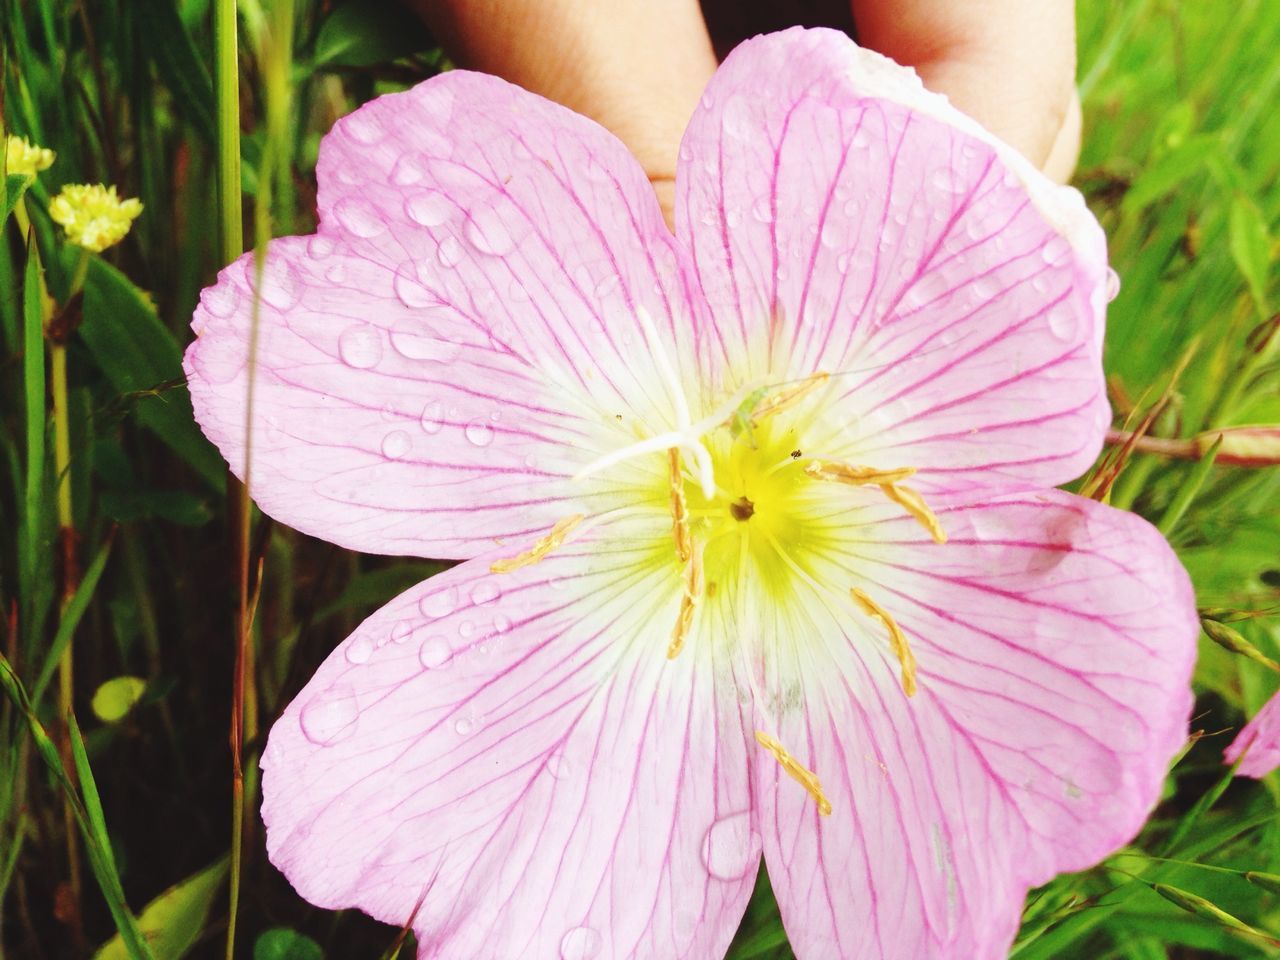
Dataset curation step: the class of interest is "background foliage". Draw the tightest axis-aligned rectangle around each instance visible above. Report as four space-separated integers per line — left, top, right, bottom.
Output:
1 0 1278 957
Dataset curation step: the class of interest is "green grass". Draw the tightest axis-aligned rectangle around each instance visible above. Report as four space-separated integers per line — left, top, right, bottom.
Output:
2 1 1278 957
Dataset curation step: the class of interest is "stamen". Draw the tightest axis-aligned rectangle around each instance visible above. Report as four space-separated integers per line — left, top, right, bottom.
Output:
667 546 703 659
750 372 830 423
880 483 947 544
803 460 946 544
490 515 584 573
668 448 692 564
850 587 918 697
804 461 917 486
754 731 832 815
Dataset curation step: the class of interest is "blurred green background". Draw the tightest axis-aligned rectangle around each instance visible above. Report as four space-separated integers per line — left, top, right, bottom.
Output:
1 0 1278 957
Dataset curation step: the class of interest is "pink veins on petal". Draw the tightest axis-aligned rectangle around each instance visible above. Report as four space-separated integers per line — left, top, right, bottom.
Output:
184 26 1198 960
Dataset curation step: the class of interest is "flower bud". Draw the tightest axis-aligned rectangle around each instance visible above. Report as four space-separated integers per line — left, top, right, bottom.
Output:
1195 426 1280 467
4 135 55 176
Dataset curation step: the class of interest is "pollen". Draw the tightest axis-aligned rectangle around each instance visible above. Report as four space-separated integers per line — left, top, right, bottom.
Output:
4 135 55 177
48 183 143 253
490 514 584 573
755 731 832 815
668 447 692 564
666 546 703 659
804 460 946 543
851 587 918 697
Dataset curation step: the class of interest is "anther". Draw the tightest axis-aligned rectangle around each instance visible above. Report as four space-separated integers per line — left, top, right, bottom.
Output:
804 460 946 544
490 515 584 573
851 587 918 697
668 448 692 564
880 483 947 544
750 372 830 423
667 546 703 659
755 731 832 815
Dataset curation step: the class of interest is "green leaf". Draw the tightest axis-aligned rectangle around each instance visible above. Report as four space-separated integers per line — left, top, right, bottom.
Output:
32 534 115 707
1228 195 1272 315
311 1 436 68
79 258 224 489
91 676 149 724
1122 134 1220 213
100 488 214 526
95 857 230 960
135 0 216 143
20 236 48 647
253 928 324 960
3 173 34 226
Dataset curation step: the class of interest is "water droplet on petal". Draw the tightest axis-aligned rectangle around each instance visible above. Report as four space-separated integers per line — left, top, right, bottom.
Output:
852 128 871 149
390 621 413 644
259 257 301 309
493 614 512 634
836 251 852 275
390 322 463 363
470 580 500 606
393 263 435 308
299 688 359 745
333 196 385 238
405 191 452 228
721 95 752 140
437 235 464 268
307 235 337 259
420 400 444 434
464 419 494 447
345 635 373 664
1041 235 1072 267
465 205 515 256
750 197 774 223
338 324 383 368
702 812 762 880
453 715 474 735
381 430 411 460
559 926 601 960
343 110 383 144
420 587 459 619
1047 303 1079 341
203 283 240 318
1105 267 1121 302
930 167 964 195
390 154 428 186
418 636 453 669
547 751 569 780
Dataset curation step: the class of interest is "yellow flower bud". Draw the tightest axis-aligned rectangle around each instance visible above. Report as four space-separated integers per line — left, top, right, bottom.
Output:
48 183 143 253
4 135 56 176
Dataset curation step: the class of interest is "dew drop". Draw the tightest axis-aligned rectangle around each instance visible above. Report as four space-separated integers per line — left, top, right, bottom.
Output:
701 812 763 880
390 154 428 186
393 263 435 308
418 636 453 669
1047 303 1079 341
203 283 240 318
559 926 602 960
453 715 474 736
470 580 501 606
493 614 513 634
307 234 337 259
420 587 459 619
464 419 495 447
852 128 872 149
390 621 413 645
344 635 373 664
929 167 964 195
1105 267 1121 303
420 400 444 434
547 751 569 780
750 196 774 223
299 688 359 745
342 110 383 144
333 196 386 238
404 191 452 227
259 257 302 309
338 324 383 368
836 251 852 275
437 235 464 268
390 323 463 364
721 95 753 140
381 430 411 460
1040 235 1071 267
465 205 515 256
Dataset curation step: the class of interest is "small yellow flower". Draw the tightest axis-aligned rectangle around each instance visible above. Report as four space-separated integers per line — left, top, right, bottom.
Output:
49 183 143 253
4 135 56 176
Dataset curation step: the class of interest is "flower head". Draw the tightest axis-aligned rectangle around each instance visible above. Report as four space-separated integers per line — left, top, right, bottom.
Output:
186 28 1198 959
4 134 55 176
1226 690 1280 778
49 183 142 252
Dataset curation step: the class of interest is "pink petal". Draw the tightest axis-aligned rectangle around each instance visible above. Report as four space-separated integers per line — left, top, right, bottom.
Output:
313 70 705 418
678 28 1111 496
185 238 597 557
755 491 1195 959
261 535 757 957
1226 688 1280 778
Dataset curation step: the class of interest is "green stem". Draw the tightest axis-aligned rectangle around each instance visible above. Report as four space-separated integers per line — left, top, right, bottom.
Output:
1157 434 1223 536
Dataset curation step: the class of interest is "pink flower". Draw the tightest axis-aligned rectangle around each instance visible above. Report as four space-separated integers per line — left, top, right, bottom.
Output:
1226 690 1280 778
185 27 1198 960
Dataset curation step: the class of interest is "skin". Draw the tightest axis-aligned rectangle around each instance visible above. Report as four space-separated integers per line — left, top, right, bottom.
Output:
413 0 1081 227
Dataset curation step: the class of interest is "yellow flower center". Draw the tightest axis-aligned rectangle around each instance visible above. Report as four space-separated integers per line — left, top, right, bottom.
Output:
48 183 143 253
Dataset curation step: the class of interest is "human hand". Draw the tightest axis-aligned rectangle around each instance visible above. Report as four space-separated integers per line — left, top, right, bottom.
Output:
414 0 1081 228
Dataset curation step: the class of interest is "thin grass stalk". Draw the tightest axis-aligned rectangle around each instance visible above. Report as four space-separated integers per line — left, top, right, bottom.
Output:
213 0 247 954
